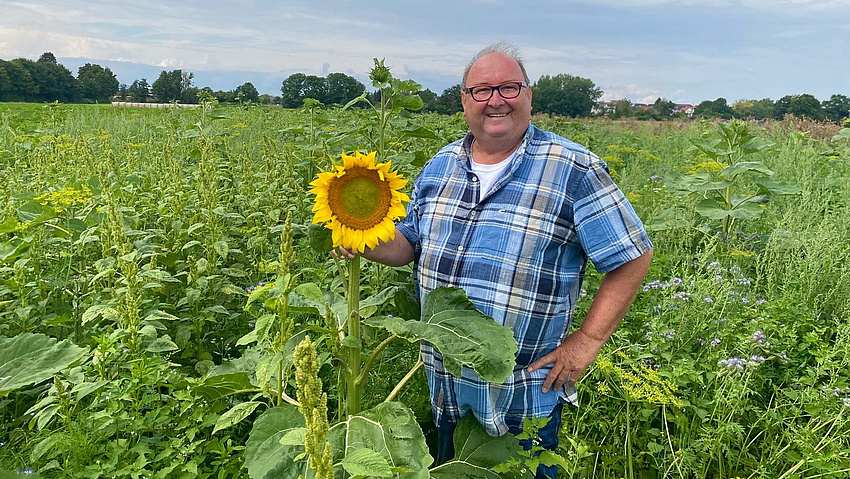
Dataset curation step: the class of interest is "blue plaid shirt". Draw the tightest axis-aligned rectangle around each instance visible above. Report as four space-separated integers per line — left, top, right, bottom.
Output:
397 124 652 436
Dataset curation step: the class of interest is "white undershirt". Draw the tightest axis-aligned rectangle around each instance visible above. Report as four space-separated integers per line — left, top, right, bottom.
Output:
470 146 520 198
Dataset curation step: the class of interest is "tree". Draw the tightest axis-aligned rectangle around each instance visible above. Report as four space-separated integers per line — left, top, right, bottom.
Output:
127 78 150 102
786 93 823 120
435 84 463 114
38 52 57 64
823 94 850 123
325 72 365 105
234 81 260 103
787 94 823 120
280 73 307 107
694 97 734 119
0 59 38 102
418 88 438 112
151 69 196 103
773 95 793 119
532 74 602 117
77 63 119 102
14 57 77 102
652 98 675 119
610 99 633 119
732 98 774 120
302 75 327 103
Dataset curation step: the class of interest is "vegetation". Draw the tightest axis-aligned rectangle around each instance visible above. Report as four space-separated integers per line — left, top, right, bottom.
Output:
1 80 850 477
3 52 847 125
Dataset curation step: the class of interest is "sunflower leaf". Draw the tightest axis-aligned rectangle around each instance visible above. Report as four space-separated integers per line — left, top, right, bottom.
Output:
367 287 517 383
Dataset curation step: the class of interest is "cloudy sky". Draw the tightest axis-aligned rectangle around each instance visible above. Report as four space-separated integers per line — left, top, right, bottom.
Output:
1 0 848 104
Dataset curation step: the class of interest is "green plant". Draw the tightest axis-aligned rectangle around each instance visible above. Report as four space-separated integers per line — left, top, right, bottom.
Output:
663 120 801 238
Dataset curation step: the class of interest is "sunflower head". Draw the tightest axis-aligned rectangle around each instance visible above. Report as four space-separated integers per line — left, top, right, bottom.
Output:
309 151 409 254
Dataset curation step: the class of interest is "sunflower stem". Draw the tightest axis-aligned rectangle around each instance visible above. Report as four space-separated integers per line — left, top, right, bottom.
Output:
345 255 362 416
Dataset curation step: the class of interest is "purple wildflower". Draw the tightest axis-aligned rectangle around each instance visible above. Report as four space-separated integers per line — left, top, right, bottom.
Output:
673 291 691 301
719 357 746 370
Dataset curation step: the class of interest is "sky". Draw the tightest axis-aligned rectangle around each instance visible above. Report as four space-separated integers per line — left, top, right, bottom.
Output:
1 0 849 105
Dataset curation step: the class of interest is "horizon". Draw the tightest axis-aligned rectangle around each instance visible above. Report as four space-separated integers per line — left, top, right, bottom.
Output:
2 1 849 105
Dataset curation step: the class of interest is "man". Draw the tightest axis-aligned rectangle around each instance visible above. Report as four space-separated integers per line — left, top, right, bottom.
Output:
343 42 652 478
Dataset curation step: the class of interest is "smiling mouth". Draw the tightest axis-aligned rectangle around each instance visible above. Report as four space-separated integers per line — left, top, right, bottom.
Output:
487 113 508 118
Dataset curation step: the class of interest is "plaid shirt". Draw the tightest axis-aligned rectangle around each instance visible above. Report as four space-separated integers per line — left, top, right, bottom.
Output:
397 124 652 436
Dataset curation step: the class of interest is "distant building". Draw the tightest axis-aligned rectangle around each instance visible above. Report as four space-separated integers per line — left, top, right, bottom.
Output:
595 100 696 117
675 103 695 117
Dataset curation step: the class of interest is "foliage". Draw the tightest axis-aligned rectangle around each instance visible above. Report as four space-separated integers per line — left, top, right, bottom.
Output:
151 69 198 103
280 72 365 108
823 93 850 124
126 78 150 102
1 101 850 478
694 97 735 119
658 120 800 237
532 73 602 117
75 64 119 103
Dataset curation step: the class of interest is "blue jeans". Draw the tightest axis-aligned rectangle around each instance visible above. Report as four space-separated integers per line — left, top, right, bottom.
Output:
436 403 564 479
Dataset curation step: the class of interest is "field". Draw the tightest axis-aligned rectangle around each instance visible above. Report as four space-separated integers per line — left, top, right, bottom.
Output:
1 98 850 478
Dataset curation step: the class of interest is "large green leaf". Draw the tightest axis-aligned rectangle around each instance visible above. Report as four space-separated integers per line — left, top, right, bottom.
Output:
341 448 395 477
244 405 309 479
719 161 774 179
192 372 258 402
694 198 732 220
429 462 501 479
430 415 518 478
0 333 87 397
453 415 518 466
329 402 432 479
16 200 56 224
727 202 765 220
740 136 775 155
369 287 517 383
756 178 803 196
213 400 263 434
663 172 713 196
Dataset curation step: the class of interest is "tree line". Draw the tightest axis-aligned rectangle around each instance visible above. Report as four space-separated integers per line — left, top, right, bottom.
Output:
0 52 118 103
2 52 848 123
605 95 850 123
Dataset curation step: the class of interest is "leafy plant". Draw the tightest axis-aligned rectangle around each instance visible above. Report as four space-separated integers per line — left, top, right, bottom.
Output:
661 120 801 237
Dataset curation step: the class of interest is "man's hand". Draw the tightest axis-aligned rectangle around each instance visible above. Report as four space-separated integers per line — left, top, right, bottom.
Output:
331 246 357 260
526 249 653 394
527 328 605 393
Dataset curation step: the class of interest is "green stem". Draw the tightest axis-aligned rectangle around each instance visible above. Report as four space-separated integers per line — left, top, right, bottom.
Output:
356 334 398 386
384 359 423 403
345 255 362 416
626 400 633 479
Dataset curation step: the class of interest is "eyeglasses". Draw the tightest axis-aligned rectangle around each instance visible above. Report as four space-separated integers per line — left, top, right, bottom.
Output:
463 82 527 102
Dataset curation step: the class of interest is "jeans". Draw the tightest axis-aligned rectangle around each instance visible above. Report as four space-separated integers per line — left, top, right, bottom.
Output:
436 403 564 479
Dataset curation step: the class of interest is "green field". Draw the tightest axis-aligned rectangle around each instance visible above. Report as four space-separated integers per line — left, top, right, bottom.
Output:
1 100 850 478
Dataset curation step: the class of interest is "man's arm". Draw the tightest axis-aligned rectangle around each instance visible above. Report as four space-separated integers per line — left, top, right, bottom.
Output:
527 249 653 393
334 227 415 267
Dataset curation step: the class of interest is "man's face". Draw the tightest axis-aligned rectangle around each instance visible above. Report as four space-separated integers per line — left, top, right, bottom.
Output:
461 53 532 149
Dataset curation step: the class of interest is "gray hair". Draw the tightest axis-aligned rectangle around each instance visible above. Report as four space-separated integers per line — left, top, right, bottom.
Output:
462 42 531 86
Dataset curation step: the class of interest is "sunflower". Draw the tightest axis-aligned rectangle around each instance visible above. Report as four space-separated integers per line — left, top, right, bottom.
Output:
310 151 410 254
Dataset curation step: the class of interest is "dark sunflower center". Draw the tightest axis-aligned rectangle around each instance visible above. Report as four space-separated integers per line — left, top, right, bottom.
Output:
328 167 392 230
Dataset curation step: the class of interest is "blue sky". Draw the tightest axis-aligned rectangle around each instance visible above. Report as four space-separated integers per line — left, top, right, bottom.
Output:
1 0 848 104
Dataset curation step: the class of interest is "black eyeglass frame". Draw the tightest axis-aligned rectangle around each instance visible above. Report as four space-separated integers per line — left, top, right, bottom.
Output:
462 82 528 102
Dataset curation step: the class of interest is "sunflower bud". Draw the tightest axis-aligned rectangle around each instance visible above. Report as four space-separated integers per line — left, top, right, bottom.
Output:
369 58 392 86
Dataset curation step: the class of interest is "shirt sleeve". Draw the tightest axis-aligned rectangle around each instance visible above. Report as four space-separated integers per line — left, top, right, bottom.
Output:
573 157 653 273
396 176 421 257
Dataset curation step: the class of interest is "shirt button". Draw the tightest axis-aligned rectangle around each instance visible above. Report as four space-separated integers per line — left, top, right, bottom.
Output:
470 211 476 218
471 176 478 182
457 245 464 251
